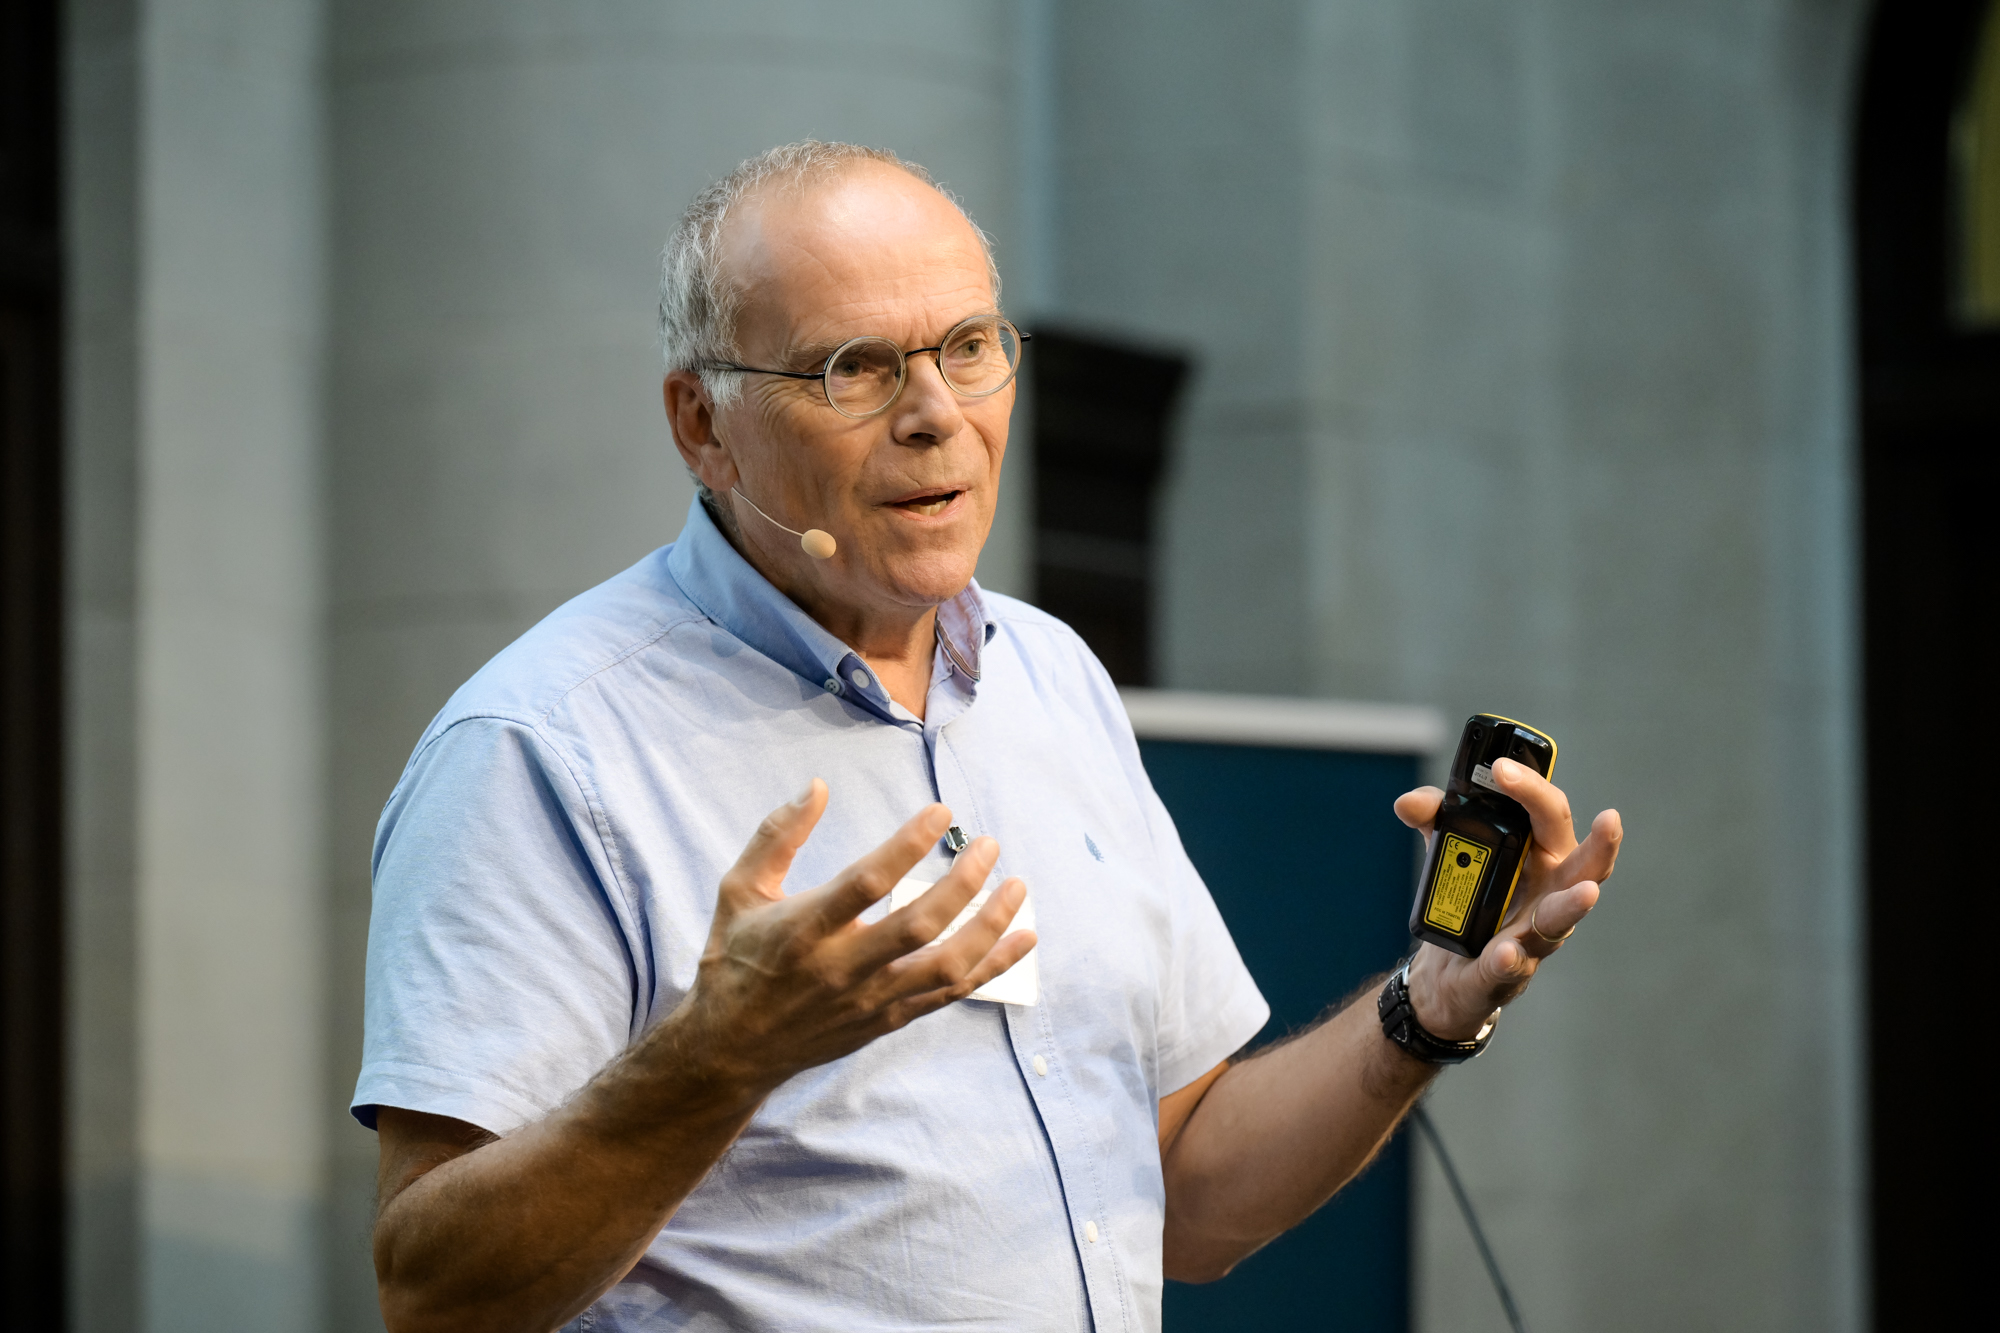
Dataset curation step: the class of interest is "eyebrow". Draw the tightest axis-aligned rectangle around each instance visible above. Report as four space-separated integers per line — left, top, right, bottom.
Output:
777 310 1006 368
780 339 845 371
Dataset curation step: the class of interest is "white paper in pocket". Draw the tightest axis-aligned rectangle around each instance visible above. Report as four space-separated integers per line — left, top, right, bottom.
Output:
887 876 1039 1006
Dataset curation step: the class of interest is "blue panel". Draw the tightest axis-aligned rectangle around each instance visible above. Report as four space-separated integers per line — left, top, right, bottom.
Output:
1140 740 1420 1333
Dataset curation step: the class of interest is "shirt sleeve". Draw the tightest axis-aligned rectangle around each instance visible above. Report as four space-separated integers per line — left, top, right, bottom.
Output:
1136 766 1271 1095
352 715 641 1135
1082 657 1271 1096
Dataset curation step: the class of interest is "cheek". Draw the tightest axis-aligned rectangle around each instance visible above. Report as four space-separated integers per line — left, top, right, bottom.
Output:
968 411 1011 478
745 403 874 498
750 393 813 445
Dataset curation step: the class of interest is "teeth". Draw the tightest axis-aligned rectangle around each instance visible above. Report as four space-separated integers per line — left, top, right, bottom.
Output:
908 496 951 516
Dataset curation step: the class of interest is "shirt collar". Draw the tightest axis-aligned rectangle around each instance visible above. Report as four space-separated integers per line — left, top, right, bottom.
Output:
666 496 996 721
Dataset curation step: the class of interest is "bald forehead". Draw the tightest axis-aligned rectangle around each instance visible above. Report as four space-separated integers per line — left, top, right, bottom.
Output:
718 163 994 336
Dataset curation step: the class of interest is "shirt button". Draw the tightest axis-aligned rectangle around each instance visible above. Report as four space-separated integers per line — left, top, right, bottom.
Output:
1084 1221 1099 1245
850 668 871 689
1032 1055 1048 1077
822 677 841 693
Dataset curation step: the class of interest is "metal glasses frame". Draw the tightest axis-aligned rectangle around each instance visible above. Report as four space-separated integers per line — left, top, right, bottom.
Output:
702 314 1031 419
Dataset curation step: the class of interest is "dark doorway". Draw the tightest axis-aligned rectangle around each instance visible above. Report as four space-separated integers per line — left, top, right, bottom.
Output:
1854 2 1997 1325
0 0 66 1324
1029 330 1189 685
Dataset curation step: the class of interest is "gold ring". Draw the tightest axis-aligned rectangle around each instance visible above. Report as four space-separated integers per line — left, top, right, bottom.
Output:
1529 900 1576 946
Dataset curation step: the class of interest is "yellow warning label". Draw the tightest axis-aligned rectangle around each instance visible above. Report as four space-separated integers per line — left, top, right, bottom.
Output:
1424 834 1492 935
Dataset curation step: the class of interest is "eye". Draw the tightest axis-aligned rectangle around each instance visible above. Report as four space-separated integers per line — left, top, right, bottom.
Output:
944 332 995 369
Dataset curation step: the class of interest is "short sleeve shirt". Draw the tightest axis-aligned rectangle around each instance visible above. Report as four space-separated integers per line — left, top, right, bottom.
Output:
353 498 1269 1333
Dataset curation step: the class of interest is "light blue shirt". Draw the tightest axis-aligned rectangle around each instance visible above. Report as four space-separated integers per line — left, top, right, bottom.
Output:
354 498 1268 1332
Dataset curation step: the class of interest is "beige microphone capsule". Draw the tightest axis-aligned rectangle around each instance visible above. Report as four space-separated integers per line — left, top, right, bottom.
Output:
734 487 840 562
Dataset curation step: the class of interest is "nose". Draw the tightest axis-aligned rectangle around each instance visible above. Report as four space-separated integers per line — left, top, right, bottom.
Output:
889 350 965 445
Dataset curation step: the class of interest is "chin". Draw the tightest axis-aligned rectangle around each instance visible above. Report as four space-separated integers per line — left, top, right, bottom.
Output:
872 546 983 607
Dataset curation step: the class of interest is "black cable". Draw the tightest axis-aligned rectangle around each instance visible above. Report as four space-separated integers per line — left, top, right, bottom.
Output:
1411 1105 1529 1333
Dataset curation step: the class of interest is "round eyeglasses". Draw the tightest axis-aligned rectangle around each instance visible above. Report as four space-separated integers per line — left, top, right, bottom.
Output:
703 315 1029 419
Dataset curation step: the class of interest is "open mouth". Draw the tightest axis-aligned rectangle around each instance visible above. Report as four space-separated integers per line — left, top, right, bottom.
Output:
886 488 963 518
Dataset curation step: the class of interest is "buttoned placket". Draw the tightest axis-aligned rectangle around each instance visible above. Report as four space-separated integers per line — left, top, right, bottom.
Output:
921 656 1131 1333
1002 985 1129 1330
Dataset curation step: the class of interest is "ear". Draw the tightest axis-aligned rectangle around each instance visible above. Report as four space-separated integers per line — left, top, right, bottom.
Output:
664 370 740 494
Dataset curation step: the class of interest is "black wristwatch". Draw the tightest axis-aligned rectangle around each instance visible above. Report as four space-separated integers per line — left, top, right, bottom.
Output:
1377 958 1499 1065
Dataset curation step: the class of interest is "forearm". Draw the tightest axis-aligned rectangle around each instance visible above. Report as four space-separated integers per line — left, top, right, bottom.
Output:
373 1013 770 1333
1161 988 1433 1281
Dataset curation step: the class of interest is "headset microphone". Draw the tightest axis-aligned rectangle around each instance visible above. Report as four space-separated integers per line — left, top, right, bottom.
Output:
732 488 837 560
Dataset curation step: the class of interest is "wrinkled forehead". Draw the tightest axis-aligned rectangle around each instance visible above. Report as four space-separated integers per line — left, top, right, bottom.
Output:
719 163 995 349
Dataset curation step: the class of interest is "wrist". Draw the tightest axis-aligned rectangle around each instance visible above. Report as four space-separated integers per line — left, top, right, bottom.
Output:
1403 947 1491 1041
602 1001 779 1129
1377 960 1498 1066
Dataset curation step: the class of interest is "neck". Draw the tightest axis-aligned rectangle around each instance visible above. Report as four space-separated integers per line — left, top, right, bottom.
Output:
712 497 940 720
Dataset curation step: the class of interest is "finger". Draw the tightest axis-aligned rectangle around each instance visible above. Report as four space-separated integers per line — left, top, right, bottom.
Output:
799 803 957 937
849 842 1003 973
885 932 1040 1026
718 779 829 908
1418 876 1600 1029
1553 808 1623 886
1509 880 1600 959
901 875 1030 982
1488 759 1579 858
1394 786 1444 833
881 885 1038 1008
890 922 1039 1005
1469 914 1553 1003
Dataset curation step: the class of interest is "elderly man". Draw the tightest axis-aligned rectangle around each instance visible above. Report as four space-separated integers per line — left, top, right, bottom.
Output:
357 141 1620 1333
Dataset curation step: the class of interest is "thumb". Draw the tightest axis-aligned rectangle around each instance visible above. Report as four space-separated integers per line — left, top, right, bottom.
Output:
1394 786 1443 834
721 779 828 910
1478 931 1535 997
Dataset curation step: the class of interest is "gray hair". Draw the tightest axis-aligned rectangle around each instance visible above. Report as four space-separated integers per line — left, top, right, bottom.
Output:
658 140 1002 414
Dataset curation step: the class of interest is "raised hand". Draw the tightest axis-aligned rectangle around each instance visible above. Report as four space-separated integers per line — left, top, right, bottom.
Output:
371 784 1034 1333
1392 760 1622 1040
674 779 1037 1092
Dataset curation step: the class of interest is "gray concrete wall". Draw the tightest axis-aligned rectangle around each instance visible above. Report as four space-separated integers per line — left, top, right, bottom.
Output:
1052 0 1315 694
1300 6 1868 1330
132 0 331 1325
1053 1 1868 1329
66 0 331 1330
320 3 1031 1324
64 1 143 1326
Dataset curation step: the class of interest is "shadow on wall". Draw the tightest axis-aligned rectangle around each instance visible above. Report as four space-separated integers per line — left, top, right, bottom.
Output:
1028 329 1190 685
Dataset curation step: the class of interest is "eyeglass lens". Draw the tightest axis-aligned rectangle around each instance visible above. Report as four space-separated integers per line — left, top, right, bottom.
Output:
824 318 1021 416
